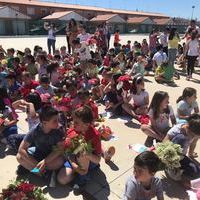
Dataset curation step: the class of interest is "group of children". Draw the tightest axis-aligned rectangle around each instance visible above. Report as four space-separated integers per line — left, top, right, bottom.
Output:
0 22 200 199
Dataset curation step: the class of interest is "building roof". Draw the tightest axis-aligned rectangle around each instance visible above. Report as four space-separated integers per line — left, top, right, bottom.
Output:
127 16 149 24
43 11 73 20
42 10 88 21
0 6 31 19
90 14 117 22
153 18 171 25
0 0 169 18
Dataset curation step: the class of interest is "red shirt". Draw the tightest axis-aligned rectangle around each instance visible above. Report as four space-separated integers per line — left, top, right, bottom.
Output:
20 80 39 97
67 126 102 155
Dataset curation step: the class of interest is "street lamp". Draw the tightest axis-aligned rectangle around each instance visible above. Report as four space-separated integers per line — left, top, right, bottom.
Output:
191 5 195 19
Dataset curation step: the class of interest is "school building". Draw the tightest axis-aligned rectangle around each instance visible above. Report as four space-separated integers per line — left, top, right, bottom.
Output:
0 0 191 35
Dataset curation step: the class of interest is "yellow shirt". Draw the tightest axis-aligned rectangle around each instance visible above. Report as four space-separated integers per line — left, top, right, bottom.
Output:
168 36 180 49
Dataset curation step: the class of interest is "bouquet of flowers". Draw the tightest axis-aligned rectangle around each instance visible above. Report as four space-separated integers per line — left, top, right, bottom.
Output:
117 75 132 91
63 129 93 156
155 141 183 170
0 180 48 200
51 96 72 112
98 125 113 141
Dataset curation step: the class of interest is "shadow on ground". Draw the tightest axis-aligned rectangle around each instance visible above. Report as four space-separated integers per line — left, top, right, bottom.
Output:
161 175 189 199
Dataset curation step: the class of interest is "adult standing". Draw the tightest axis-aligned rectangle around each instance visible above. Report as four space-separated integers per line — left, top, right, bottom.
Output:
183 20 200 39
159 28 169 55
149 29 159 55
184 31 200 81
168 28 180 68
66 18 79 54
44 22 57 55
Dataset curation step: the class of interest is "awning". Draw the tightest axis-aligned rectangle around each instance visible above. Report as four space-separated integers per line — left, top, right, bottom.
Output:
0 6 31 19
90 14 126 23
42 11 88 21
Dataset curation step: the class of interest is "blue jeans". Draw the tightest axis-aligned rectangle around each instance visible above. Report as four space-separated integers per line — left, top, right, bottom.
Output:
64 160 100 185
47 39 56 55
2 125 18 138
171 134 188 154
168 48 177 67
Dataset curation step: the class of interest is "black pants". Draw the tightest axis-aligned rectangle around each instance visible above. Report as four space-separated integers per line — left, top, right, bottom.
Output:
47 39 56 55
187 55 197 76
163 46 168 56
66 36 71 54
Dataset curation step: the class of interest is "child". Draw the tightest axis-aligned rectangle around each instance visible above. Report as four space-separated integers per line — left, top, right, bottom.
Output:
141 91 176 146
46 62 60 87
57 106 102 186
20 72 39 98
141 39 149 56
36 54 48 78
123 151 163 200
5 74 21 101
16 106 64 175
128 56 147 77
164 113 200 157
122 75 149 121
0 98 18 144
36 74 56 96
77 89 99 121
24 55 38 79
176 87 199 124
114 30 120 47
155 62 175 83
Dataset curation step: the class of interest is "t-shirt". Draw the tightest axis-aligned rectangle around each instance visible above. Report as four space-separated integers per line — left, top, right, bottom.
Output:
131 91 149 107
159 33 168 47
187 39 199 56
74 42 91 61
177 100 198 117
24 124 63 155
123 176 163 200
131 63 145 76
36 85 56 96
48 29 56 40
67 126 102 155
168 36 180 49
77 33 91 43
26 63 38 77
153 51 168 66
20 80 39 97
167 123 193 154
149 105 174 132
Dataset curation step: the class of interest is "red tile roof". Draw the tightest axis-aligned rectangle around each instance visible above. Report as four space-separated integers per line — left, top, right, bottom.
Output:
127 16 149 24
153 18 171 25
0 0 169 18
42 11 73 20
90 14 117 22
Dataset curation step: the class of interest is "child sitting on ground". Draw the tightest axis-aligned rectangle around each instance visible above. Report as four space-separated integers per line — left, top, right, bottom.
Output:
176 87 199 124
141 91 176 146
57 106 102 186
0 98 18 144
164 113 200 158
123 151 164 200
16 106 64 176
122 75 149 121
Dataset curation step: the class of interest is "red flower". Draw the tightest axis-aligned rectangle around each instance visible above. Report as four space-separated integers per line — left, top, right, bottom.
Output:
139 115 150 125
10 191 27 200
117 75 131 82
64 138 72 148
18 182 35 193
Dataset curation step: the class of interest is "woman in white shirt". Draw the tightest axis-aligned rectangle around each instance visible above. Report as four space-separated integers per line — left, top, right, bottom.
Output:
44 22 57 55
185 30 200 80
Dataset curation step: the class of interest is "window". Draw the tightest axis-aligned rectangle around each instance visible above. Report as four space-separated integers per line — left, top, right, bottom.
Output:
27 7 35 15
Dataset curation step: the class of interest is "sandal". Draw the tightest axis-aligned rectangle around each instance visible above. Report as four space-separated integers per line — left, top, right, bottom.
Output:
104 146 115 162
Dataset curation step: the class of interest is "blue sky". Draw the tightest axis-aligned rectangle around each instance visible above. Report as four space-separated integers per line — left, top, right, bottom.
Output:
45 0 199 19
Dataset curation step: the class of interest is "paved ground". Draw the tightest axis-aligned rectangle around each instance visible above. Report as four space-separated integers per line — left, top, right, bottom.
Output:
0 35 199 200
